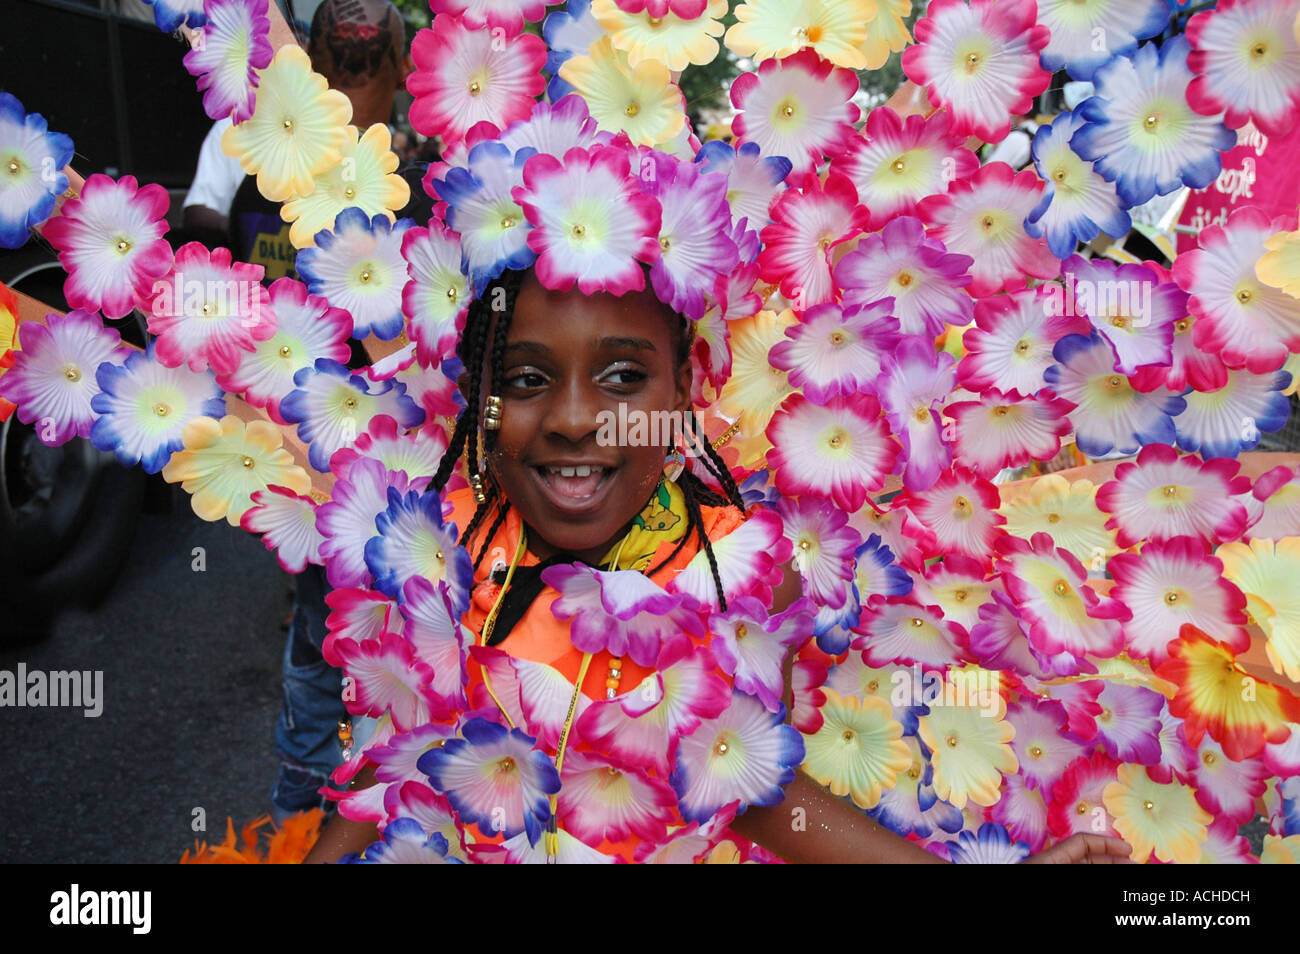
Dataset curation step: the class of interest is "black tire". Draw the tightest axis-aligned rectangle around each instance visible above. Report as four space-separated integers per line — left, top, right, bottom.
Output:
0 428 145 649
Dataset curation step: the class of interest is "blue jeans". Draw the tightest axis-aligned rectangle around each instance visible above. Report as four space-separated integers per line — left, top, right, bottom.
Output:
271 563 346 823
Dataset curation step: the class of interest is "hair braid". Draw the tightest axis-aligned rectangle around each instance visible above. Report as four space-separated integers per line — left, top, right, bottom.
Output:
678 472 728 612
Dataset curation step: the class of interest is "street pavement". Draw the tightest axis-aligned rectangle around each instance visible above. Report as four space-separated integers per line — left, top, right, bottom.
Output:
0 489 293 863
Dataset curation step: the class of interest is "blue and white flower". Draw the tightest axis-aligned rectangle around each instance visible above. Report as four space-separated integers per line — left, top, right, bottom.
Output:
90 341 225 473
343 817 462 864
1172 368 1293 460
695 139 792 230
0 93 73 249
296 208 415 341
365 485 473 608
542 0 605 102
947 821 1031 864
1036 0 1168 81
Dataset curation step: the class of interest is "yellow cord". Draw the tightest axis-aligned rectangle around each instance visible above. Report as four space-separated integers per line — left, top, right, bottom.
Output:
477 529 529 730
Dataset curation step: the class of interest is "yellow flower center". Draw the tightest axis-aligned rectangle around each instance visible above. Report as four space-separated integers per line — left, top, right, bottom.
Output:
954 495 971 512
1047 513 1061 524
827 430 844 449
343 187 355 198
896 271 913 287
1014 339 1031 354
1052 168 1068 183
1029 745 1043 759
1252 42 1267 58
468 81 481 95
714 737 729 756
1106 375 1124 388
498 757 515 773
1162 485 1178 497
659 236 670 251
1053 579 1070 596
625 103 640 117
892 158 906 174
343 397 357 410
116 238 131 252
1174 318 1190 333
965 52 980 72
993 405 1009 417
797 539 811 551
946 734 959 747
1164 590 1180 605
63 365 81 382
500 216 515 230
6 159 20 175
241 456 255 468
914 407 929 421
980 214 996 230
910 617 924 628
735 623 748 639
841 728 855 743
359 269 372 283
282 118 294 130
573 223 586 237
201 303 212 315
279 345 292 357
1203 751 1216 765
1076 802 1088 815
1143 114 1158 131
954 589 968 602
1144 800 1154 810
866 680 879 693
1111 315 1127 328
446 287 457 300
1237 288 1253 304
154 402 170 417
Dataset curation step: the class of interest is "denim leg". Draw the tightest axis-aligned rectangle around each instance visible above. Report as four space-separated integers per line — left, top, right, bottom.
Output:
271 564 346 821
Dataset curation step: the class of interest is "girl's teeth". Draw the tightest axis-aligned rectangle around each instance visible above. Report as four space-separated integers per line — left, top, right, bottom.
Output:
552 466 594 477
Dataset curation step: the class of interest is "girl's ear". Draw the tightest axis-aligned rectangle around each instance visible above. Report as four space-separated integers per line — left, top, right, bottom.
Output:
673 355 693 415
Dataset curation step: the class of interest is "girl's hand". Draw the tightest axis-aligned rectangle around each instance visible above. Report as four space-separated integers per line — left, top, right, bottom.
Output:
1022 833 1133 864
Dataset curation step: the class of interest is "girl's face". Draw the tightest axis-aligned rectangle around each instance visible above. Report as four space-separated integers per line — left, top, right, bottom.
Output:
483 271 692 565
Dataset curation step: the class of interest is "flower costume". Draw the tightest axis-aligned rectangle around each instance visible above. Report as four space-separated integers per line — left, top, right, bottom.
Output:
9 0 1300 865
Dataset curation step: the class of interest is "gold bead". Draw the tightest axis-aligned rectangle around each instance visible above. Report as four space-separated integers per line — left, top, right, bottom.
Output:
282 118 294 129
649 16 662 25
1107 374 1123 388
659 236 670 251
279 345 292 357
798 539 811 550
1053 579 1069 596
829 330 845 346
980 214 995 230
499 757 515 773
828 434 842 448
896 272 912 287
1047 512 1061 523
714 739 729 755
1162 485 1177 497
908 767 920 779
359 270 371 283
201 303 212 314
625 102 640 117
1076 802 1088 815
914 407 929 421
343 187 355 199
782 104 795 118
436 550 444 561
500 216 515 230
841 729 855 742
154 402 170 417
1143 114 1158 130
6 159 18 174
468 81 481 95
343 396 357 410
446 286 457 300
63 366 81 382
892 158 905 173
910 617 924 628
1175 318 1190 333
1165 590 1179 604
607 765 620 776
1252 42 1267 58
735 623 748 639
572 223 585 237
954 589 968 602
1144 800 1154 811
116 238 130 252
946 734 958 747
954 495 970 510
1237 288 1252 304
1203 751 1215 765
1053 168 1067 183
866 680 879 693
1015 339 1030 354
241 455 254 468
965 51 980 69
993 405 1009 416
1029 745 1043 759
1111 315 1127 328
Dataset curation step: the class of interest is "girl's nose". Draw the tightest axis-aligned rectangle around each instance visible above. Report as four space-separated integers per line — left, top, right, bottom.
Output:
544 376 602 443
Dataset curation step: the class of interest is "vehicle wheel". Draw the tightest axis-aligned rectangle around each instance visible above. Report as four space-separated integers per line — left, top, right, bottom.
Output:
0 416 145 648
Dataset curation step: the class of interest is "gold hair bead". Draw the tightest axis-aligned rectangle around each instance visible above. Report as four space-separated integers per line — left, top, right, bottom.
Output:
470 472 487 504
483 394 503 430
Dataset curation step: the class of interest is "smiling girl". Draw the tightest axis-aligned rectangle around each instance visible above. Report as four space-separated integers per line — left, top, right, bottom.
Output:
303 263 1129 864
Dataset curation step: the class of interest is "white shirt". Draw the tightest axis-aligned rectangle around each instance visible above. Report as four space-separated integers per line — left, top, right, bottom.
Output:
183 118 246 218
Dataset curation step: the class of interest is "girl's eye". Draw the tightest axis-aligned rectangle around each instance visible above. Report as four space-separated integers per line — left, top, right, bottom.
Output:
601 364 646 387
505 369 547 390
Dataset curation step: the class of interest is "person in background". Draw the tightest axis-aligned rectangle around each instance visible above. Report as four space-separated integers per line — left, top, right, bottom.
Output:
255 0 432 824
179 117 244 251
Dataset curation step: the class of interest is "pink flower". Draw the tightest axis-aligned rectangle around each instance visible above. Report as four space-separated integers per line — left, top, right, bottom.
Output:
557 750 678 845
1248 465 1300 542
777 496 861 609
918 162 1059 298
768 300 896 404
1172 206 1300 374
1130 314 1229 394
1047 750 1120 840
709 596 813 713
1186 0 1300 137
1093 681 1165 764
42 174 172 320
1109 536 1249 665
729 50 860 175
144 243 274 377
757 171 868 309
183 0 273 123
610 0 707 18
902 0 1051 143
668 507 791 611
407 15 547 149
766 392 899 513
945 388 1074 479
401 576 470 707
240 485 325 573
1095 443 1251 549
958 288 1088 398
1190 735 1267 825
544 562 705 667
894 466 1004 566
830 107 979 231
1059 256 1184 375
401 223 470 368
330 631 452 731
967 589 1048 678
833 215 973 338
852 598 969 671
431 0 560 35
1007 699 1086 794
513 144 662 296
995 533 1128 674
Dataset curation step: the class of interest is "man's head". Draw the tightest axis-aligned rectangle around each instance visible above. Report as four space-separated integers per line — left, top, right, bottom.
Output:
308 0 409 127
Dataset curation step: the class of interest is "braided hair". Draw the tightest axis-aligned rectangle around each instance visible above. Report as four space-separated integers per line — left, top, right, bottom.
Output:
430 267 746 609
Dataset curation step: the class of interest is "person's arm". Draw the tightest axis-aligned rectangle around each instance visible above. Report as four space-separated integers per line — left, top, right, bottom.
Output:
302 764 383 864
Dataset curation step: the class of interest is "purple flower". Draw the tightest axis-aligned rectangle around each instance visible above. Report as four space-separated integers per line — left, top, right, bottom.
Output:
877 335 956 491
544 562 705 668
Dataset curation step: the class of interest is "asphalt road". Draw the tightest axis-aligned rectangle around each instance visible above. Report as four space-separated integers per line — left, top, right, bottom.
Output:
0 487 293 863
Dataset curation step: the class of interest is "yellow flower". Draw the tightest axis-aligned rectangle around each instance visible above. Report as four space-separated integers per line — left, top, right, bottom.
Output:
1102 762 1210 864
1260 833 1300 863
1257 226 1300 298
281 124 410 249
222 45 352 203
1217 537 1300 682
916 691 1017 810
999 474 1118 568
162 415 311 526
855 0 911 70
592 0 728 72
801 690 912 809
725 0 874 69
559 36 686 147
713 307 799 472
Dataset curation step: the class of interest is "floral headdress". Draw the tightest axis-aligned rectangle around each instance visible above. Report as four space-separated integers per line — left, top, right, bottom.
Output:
5 0 1300 864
